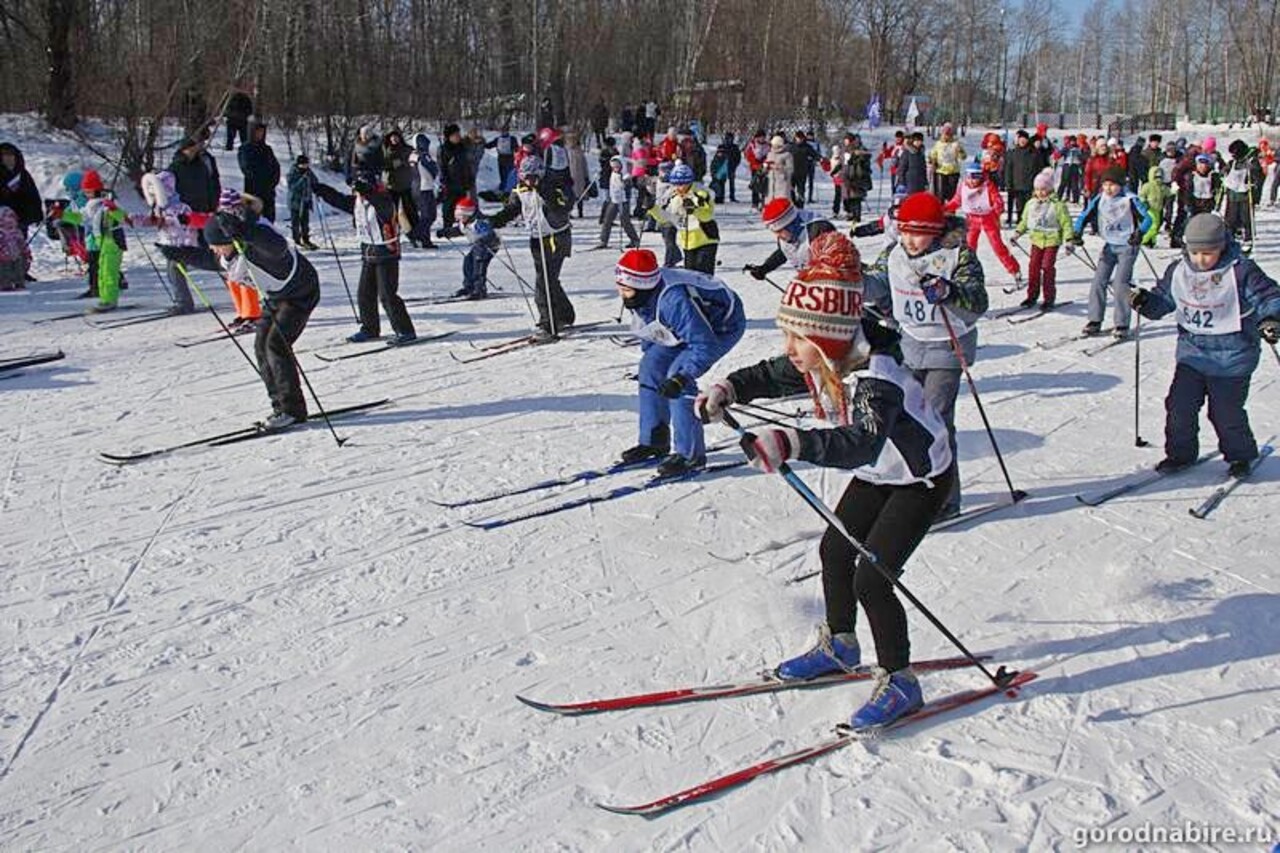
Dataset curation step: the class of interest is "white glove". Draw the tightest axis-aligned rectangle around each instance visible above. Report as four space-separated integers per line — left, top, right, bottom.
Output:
695 380 736 424
742 427 800 473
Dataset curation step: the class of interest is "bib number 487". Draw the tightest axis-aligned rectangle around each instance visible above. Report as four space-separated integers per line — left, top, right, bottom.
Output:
905 300 935 323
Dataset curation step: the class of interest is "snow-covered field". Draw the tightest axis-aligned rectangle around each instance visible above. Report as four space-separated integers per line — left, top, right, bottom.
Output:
1 115 1277 851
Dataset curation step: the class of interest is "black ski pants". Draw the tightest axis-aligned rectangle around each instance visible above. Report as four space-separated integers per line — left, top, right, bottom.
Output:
819 465 955 672
357 258 415 338
256 290 318 419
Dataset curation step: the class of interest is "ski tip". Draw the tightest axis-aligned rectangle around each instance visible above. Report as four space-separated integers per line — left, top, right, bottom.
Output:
595 801 662 817
514 694 581 715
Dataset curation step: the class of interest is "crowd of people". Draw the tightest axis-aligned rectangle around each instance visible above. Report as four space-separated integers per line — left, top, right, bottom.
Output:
7 107 1280 732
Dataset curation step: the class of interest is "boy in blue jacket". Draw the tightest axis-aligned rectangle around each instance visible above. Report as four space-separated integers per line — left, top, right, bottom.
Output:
1130 213 1280 477
1073 166 1152 339
615 247 746 479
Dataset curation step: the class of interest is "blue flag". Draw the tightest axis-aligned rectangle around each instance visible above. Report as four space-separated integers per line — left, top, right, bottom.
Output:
867 94 882 129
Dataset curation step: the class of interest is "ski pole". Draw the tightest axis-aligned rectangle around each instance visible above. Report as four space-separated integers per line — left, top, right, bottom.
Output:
498 242 541 325
758 272 787 295
530 193 558 337
233 239 348 447
722 409 1017 689
1077 243 1097 272
1134 312 1149 447
934 293 1028 504
1138 246 1162 282
126 220 176 301
439 231 504 294
734 399 809 421
176 262 260 377
315 200 361 324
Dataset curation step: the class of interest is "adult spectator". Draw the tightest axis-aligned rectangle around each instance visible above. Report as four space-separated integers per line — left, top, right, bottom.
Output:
383 128 418 236
223 88 253 151
0 143 43 241
765 135 794 203
928 122 966 200
897 132 929 194
438 123 474 228
349 125 384 183
590 98 609 147
1004 129 1038 227
790 131 816 208
538 96 555 130
465 128 488 187
642 98 660 137
169 136 222 213
238 117 281 221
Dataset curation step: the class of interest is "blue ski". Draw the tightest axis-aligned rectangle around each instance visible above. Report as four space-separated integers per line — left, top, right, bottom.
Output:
465 461 748 530
1189 444 1272 519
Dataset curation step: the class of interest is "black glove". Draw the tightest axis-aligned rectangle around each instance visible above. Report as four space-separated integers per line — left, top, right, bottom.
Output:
1260 317 1280 344
682 197 697 212
1128 288 1150 310
176 213 190 225
436 228 447 239
1070 231 1084 246
744 264 767 280
659 375 689 399
1128 229 1142 246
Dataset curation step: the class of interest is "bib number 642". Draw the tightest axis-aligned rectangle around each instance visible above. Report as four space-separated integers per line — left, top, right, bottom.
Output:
1181 307 1214 329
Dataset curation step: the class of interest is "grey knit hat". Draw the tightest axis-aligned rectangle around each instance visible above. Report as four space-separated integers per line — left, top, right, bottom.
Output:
1183 213 1228 251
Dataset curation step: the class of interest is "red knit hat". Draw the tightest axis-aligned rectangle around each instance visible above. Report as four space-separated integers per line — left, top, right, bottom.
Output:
615 248 662 290
896 191 945 235
776 232 864 360
80 169 104 193
761 197 797 231
455 197 476 219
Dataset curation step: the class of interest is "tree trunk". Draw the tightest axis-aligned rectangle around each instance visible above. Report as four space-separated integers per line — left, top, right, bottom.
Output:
45 0 76 129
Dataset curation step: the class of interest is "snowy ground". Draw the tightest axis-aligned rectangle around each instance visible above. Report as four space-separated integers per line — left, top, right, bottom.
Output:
1 115 1278 851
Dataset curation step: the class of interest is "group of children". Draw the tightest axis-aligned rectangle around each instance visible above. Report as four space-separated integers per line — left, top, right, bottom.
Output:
13 114 1280 735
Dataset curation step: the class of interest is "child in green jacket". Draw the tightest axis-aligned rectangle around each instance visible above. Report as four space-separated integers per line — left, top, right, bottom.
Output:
1011 168 1073 308
1138 164 1170 247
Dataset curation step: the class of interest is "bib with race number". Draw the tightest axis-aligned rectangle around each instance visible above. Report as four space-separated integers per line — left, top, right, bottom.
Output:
887 245 966 341
1097 192 1134 242
1170 260 1242 335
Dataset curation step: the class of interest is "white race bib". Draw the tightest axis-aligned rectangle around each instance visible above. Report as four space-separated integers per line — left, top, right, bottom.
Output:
631 313 681 347
1170 261 1243 335
1098 193 1134 242
960 183 992 215
887 245 967 341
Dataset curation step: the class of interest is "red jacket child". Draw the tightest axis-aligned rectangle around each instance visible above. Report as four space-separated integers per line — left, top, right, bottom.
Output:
944 163 1020 278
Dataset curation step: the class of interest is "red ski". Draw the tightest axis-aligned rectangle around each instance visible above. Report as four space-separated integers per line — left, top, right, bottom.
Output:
517 655 992 716
596 670 1038 816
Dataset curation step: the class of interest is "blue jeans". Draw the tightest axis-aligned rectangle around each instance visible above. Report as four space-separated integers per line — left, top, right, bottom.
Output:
1088 243 1137 329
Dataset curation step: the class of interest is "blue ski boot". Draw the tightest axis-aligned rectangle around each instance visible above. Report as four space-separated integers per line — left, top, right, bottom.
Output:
849 668 923 731
775 626 861 681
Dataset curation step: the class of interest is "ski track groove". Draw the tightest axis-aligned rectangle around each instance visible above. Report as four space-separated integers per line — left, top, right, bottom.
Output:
0 471 198 782
4 137 1278 849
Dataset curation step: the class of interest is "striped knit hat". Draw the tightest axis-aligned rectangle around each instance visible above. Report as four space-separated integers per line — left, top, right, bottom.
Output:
776 232 864 360
761 197 797 231
615 248 662 290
